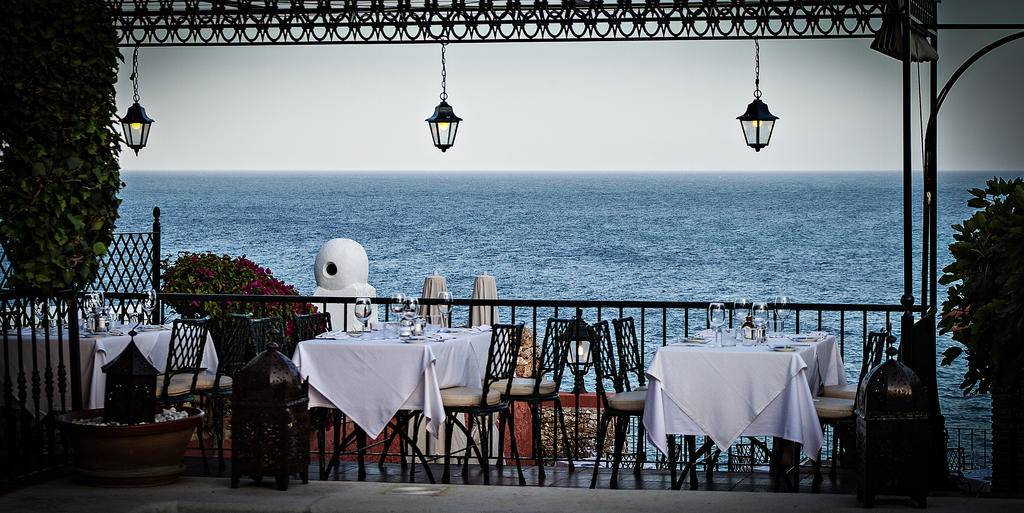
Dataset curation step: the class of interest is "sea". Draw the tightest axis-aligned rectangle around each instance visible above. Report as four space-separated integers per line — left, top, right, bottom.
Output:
114 170 1022 430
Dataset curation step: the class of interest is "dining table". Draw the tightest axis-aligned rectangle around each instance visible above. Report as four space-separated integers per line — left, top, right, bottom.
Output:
290 326 493 440
643 331 846 462
2 325 219 414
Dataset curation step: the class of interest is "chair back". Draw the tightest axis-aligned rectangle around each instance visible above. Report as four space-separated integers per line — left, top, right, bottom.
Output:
528 318 573 395
860 330 889 382
293 312 332 343
589 320 622 408
611 317 646 390
162 316 211 399
251 315 286 354
215 313 252 389
480 323 525 406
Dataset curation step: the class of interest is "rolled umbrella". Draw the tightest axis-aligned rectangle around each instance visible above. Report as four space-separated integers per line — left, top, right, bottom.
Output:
470 271 499 327
419 270 448 326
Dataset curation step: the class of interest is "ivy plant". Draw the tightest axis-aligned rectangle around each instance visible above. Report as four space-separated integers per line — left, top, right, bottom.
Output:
939 177 1024 394
0 0 123 295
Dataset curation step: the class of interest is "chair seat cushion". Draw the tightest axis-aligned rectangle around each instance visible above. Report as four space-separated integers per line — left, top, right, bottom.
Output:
196 374 232 392
814 396 855 419
822 383 857 400
492 377 557 396
607 390 646 412
156 374 194 398
441 386 500 407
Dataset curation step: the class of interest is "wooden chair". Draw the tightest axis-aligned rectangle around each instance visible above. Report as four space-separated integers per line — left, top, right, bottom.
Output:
496 317 576 482
439 323 526 485
158 316 211 471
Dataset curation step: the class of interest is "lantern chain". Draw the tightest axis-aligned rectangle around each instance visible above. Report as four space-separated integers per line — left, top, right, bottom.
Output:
131 47 141 103
753 39 761 99
439 42 448 102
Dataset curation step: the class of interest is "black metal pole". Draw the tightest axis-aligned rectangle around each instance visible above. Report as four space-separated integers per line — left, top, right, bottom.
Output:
152 206 162 324
67 293 82 411
900 3 915 359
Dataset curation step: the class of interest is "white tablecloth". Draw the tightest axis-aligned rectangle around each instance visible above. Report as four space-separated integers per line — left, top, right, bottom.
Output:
2 327 218 413
291 328 492 439
83 329 219 409
643 335 845 461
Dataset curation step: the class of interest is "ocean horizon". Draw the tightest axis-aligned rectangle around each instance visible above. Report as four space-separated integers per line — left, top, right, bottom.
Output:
114 169 1024 429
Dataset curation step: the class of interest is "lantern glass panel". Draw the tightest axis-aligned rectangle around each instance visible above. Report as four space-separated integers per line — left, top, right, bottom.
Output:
741 118 775 148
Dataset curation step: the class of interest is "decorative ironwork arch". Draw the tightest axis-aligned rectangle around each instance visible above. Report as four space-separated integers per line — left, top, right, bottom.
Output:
108 1 936 47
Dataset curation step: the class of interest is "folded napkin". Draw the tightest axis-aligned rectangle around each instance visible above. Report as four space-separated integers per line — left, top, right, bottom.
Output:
472 324 492 332
109 329 125 336
316 330 348 340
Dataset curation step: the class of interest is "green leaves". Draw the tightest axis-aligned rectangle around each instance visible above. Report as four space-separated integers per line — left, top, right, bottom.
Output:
0 0 122 294
939 177 1024 395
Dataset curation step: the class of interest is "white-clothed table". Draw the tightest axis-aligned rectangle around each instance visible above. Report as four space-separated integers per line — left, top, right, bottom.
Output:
83 328 219 409
291 328 492 439
643 335 845 461
2 327 218 413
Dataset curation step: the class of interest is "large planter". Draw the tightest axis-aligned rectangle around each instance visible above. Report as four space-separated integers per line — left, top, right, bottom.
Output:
992 387 1024 494
58 407 204 487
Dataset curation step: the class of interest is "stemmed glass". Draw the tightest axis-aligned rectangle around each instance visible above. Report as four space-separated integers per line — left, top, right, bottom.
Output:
403 298 419 322
354 297 372 332
141 289 157 327
774 295 792 336
707 302 727 346
732 298 750 342
390 293 405 322
751 302 770 344
436 291 453 328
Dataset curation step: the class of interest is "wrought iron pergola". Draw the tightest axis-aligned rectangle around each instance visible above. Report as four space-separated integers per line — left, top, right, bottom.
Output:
107 0 1011 488
110 1 930 46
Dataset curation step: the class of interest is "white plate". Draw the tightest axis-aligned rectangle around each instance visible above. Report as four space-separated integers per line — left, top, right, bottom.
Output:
772 345 798 352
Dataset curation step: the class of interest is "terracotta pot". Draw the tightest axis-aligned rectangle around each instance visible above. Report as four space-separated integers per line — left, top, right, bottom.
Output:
58 407 204 487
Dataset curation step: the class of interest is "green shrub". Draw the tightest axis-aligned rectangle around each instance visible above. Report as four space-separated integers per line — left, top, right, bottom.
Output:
0 0 123 294
939 177 1024 394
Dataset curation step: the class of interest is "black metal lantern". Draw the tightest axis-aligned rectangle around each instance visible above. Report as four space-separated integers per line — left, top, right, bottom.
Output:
426 43 461 152
101 332 158 425
566 308 592 395
231 341 310 491
120 47 154 155
737 40 778 152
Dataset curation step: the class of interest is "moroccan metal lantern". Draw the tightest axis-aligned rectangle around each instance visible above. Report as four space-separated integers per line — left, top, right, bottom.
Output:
855 348 929 508
102 333 158 425
426 42 462 152
120 47 154 155
231 340 310 491
737 40 779 152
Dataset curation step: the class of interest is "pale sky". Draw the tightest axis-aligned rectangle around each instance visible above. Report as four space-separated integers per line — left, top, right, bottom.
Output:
114 0 1024 172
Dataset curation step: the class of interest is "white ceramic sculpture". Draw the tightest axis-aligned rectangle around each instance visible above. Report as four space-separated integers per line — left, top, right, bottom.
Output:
312 238 378 330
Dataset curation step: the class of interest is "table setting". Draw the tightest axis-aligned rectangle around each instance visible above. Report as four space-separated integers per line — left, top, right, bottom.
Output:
292 293 492 439
643 296 847 462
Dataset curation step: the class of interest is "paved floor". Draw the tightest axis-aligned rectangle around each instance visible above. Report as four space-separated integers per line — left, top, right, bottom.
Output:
1 474 1021 513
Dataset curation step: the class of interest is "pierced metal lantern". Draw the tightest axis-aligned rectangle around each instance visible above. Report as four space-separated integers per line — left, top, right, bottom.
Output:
426 100 461 152
101 334 158 425
737 98 778 152
120 102 154 155
231 342 309 491
855 349 929 508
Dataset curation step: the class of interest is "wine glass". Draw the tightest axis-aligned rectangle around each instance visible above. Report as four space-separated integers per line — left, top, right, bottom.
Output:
403 297 419 321
390 293 405 321
774 295 792 335
751 302 770 344
436 290 453 328
732 298 750 342
707 302 727 346
354 298 372 332
141 289 157 326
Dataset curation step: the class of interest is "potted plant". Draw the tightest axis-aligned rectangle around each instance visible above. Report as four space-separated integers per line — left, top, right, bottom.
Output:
939 177 1024 493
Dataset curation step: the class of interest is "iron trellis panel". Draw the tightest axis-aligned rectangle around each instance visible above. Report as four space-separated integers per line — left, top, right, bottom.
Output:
108 1 906 46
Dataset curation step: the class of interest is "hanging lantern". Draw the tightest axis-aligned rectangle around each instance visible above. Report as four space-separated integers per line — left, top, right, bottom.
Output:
566 308 592 395
737 40 778 152
426 43 462 152
120 47 154 155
